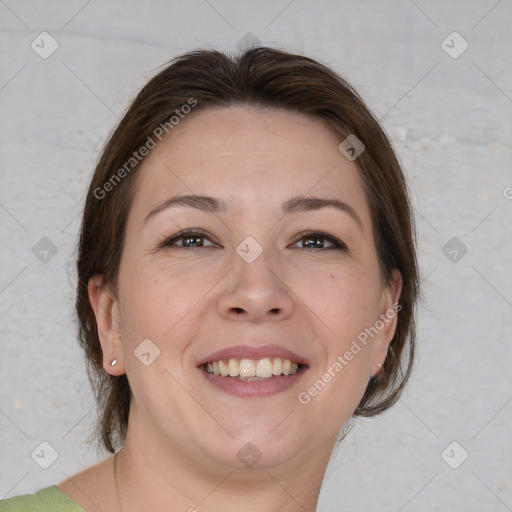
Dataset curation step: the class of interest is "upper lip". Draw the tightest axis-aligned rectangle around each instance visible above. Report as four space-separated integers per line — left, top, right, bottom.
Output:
197 344 309 367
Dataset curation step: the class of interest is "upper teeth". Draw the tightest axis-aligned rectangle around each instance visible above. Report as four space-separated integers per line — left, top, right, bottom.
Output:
205 358 300 379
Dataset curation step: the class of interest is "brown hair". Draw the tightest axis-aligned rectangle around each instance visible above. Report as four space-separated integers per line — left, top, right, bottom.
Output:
76 47 419 453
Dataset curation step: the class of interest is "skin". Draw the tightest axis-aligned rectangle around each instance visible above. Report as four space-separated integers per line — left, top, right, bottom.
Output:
58 106 401 511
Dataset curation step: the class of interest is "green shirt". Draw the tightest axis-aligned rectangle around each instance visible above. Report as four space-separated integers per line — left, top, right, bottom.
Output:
0 485 84 511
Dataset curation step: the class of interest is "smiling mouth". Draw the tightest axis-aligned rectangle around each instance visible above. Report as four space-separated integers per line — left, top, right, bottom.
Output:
201 357 306 381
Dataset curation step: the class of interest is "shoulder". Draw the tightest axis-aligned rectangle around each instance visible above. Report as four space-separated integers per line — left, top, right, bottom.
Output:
55 456 118 512
0 485 84 511
0 457 117 512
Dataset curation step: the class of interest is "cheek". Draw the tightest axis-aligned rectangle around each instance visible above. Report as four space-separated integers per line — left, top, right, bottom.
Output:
296 271 377 421
119 260 194 323
294 266 381 395
294 264 382 342
116 262 206 398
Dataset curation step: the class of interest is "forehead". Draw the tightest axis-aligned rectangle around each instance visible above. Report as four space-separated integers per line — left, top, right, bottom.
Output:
130 106 371 225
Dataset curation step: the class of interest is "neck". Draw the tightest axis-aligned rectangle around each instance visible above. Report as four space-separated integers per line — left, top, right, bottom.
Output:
113 418 334 512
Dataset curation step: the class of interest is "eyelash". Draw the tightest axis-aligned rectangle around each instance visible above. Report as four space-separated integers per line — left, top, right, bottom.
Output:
158 229 347 251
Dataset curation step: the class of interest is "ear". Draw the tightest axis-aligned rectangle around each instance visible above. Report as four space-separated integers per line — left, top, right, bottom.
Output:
88 276 125 376
371 269 403 376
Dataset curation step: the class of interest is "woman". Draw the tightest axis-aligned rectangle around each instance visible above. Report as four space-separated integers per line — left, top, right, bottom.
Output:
0 46 418 511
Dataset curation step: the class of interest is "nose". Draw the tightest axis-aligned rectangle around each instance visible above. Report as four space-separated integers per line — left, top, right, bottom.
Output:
216 245 294 323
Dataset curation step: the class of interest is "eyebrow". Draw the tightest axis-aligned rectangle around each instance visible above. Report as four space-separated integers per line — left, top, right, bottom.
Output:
144 194 363 230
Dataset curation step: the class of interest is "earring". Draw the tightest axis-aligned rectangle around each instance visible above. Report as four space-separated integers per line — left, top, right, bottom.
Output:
110 359 117 367
370 363 384 379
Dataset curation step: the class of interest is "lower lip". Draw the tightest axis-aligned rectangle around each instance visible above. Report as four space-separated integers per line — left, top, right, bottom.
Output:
199 367 307 398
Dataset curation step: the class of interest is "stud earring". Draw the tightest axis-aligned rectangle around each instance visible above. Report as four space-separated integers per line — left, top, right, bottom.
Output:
370 363 385 380
110 359 117 367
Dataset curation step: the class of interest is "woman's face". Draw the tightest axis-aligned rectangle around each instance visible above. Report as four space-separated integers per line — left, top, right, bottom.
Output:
92 106 400 472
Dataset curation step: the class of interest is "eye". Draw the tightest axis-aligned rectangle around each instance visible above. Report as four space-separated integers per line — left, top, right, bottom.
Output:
158 229 347 251
158 229 217 249
291 231 347 251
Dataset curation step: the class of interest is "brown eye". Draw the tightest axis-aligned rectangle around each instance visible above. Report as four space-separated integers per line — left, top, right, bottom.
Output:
293 231 347 250
159 230 216 249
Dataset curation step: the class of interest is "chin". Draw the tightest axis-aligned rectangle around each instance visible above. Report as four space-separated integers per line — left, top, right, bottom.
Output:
198 421 313 471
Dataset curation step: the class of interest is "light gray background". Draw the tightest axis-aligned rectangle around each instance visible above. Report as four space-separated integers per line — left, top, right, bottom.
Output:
1 1 511 510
